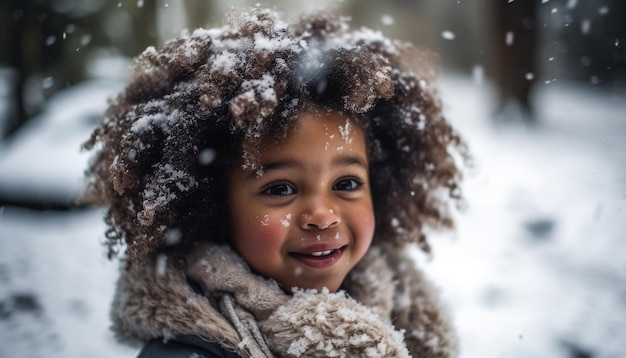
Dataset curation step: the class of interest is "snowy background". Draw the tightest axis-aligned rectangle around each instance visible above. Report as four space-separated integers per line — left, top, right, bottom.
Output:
1 1 625 358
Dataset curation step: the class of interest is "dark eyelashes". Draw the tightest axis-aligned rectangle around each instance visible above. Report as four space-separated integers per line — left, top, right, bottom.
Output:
344 176 364 185
260 176 366 196
260 180 295 196
332 176 365 191
260 179 291 191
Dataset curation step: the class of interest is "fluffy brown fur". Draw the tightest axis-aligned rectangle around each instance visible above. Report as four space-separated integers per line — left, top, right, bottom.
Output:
82 8 468 264
112 242 457 357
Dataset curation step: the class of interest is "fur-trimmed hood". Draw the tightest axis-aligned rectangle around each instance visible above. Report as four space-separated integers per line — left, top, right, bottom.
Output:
111 242 458 357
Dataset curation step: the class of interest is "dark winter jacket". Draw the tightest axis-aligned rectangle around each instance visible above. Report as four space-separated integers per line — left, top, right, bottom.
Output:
138 335 240 358
112 243 458 357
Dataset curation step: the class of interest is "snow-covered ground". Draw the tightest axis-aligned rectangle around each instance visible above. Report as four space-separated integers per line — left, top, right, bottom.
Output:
418 76 626 358
0 74 625 358
0 79 124 205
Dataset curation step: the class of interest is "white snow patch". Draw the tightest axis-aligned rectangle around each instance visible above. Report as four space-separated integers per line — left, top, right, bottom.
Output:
281 213 292 228
338 118 353 144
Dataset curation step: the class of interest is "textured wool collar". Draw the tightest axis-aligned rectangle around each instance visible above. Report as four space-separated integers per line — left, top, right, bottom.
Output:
111 242 458 357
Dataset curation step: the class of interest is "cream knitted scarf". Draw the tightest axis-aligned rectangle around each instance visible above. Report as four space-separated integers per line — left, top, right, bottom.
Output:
111 242 458 357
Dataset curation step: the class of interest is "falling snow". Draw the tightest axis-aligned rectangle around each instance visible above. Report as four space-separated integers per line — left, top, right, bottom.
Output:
381 15 395 26
441 31 455 40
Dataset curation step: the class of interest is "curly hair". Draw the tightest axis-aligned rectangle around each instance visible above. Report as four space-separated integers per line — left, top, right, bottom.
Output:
83 8 468 265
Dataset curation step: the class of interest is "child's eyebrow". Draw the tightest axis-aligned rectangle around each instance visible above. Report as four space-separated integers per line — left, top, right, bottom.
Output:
247 155 368 180
261 160 301 173
244 160 301 180
333 155 369 170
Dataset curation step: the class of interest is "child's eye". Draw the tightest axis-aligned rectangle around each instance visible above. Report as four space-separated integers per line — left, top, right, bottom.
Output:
262 181 296 196
332 177 363 191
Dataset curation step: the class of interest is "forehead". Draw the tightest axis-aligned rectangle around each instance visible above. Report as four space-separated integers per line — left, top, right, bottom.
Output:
259 109 367 156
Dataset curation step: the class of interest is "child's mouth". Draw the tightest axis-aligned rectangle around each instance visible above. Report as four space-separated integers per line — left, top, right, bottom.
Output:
289 246 346 269
309 249 333 257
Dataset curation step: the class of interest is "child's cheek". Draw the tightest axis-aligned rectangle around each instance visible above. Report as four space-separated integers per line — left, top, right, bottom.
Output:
356 206 376 242
247 213 291 249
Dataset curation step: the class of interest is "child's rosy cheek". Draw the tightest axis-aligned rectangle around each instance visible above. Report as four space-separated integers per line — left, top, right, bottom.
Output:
251 214 288 243
354 207 376 237
255 213 293 229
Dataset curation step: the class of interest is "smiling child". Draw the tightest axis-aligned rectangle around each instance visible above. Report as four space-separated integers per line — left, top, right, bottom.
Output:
83 7 467 358
229 108 374 293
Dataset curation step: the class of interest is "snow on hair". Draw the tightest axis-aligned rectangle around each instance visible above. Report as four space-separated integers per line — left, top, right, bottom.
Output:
83 8 468 264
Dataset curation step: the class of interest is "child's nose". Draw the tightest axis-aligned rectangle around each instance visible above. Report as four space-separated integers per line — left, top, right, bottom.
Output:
299 198 340 230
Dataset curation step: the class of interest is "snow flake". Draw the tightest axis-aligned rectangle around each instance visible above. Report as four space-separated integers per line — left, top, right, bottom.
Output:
347 27 397 54
303 326 323 341
336 306 359 321
287 337 309 356
281 213 292 228
254 32 299 54
472 65 484 85
155 254 167 276
424 335 440 348
211 51 239 76
164 228 182 245
198 148 216 165
338 118 353 144
441 31 455 40
505 31 514 46
42 77 54 89
581 19 591 35
348 333 372 345
381 15 395 26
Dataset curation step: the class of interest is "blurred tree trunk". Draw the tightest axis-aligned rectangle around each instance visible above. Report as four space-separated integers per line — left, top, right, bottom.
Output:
491 0 538 124
0 1 158 209
2 0 43 139
0 1 158 141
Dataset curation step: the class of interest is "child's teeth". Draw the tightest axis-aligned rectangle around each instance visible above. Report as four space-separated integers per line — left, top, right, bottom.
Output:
310 250 332 257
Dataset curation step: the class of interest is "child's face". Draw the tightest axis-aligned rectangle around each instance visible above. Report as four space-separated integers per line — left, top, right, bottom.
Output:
228 110 375 293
